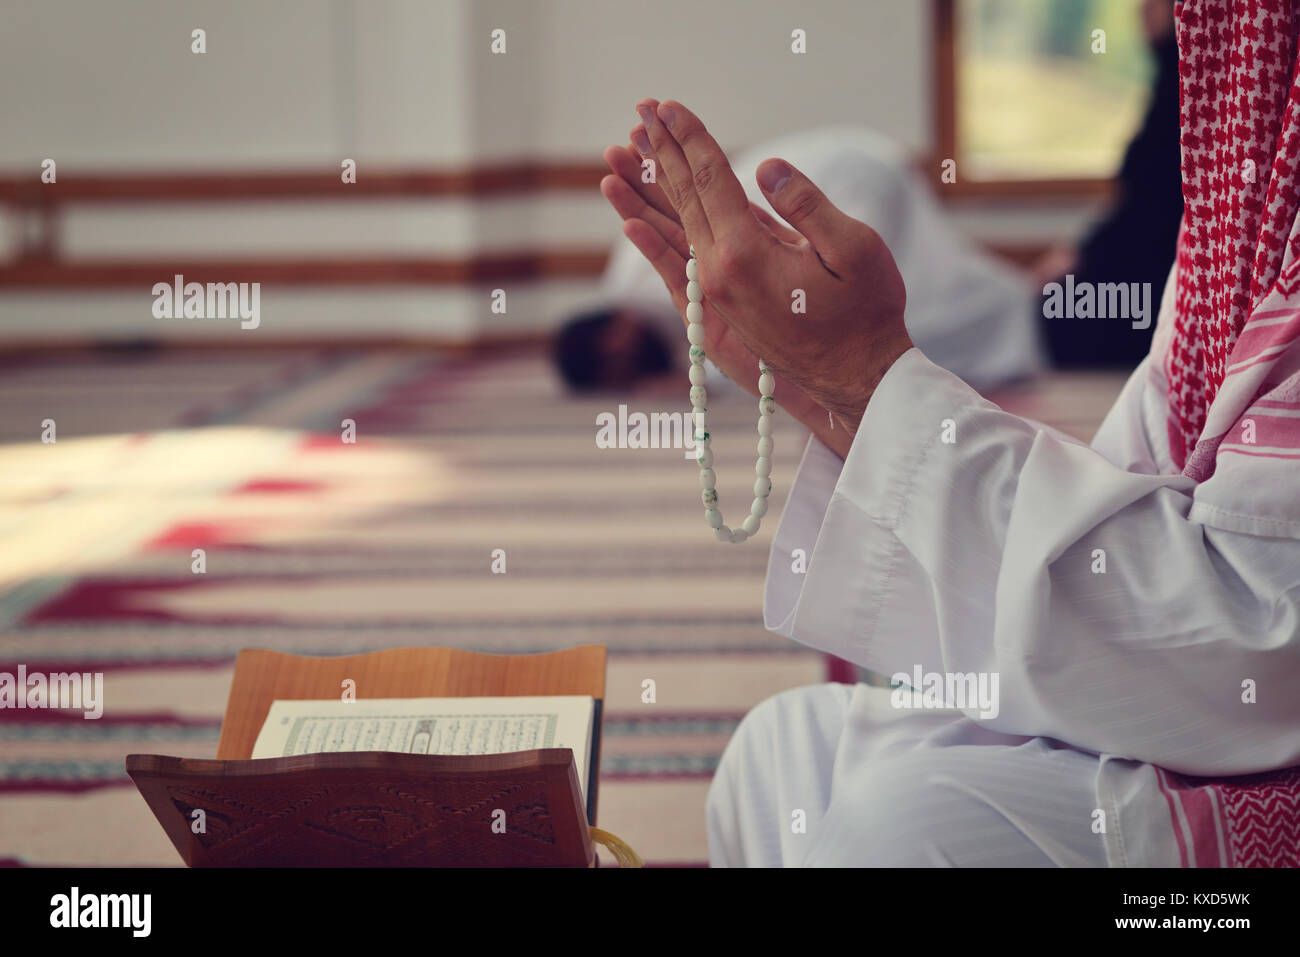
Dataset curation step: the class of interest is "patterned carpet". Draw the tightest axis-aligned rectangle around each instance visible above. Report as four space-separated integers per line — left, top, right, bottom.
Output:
0 346 832 866
0 346 1126 866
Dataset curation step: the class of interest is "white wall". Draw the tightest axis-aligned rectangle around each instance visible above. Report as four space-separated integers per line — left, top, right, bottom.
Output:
471 0 932 159
0 0 1091 343
2 0 349 169
0 0 934 169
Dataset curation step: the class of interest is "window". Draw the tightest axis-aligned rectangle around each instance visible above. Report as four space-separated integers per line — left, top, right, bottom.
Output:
935 0 1156 194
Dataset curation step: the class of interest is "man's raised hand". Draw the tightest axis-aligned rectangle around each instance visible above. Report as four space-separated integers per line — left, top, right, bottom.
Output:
605 98 913 428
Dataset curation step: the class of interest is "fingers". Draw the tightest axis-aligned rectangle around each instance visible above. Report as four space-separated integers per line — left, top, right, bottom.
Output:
621 218 690 318
617 142 793 251
755 158 864 272
648 100 754 246
600 173 688 258
623 216 766 396
636 98 715 251
603 142 679 225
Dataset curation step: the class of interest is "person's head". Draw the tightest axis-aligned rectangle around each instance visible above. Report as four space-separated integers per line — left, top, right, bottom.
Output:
1141 0 1176 45
553 307 674 391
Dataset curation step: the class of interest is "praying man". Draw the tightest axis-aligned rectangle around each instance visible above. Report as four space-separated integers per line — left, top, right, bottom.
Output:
600 0 1300 867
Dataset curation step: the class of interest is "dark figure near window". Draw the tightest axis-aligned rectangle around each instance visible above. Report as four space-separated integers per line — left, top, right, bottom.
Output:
1036 0 1184 368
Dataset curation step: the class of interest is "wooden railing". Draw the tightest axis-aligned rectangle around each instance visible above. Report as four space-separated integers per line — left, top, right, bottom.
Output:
0 160 1049 290
0 162 613 288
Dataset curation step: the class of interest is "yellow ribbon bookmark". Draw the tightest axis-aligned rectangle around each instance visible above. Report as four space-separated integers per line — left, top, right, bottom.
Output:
589 827 644 868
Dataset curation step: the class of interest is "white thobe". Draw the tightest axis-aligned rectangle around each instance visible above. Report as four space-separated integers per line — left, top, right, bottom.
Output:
708 267 1300 867
598 125 1046 391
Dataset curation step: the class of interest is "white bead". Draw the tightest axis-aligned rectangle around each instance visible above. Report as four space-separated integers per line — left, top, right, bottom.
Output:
685 330 779 542
689 244 697 257
686 302 704 324
686 259 699 281
686 280 703 303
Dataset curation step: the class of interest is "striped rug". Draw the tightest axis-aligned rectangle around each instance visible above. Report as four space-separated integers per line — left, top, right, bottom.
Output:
0 347 829 866
0 346 1125 866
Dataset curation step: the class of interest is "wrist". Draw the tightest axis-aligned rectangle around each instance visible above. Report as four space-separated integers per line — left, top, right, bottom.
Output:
824 334 913 425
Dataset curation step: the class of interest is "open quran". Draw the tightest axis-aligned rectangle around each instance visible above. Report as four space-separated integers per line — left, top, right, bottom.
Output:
126 645 606 867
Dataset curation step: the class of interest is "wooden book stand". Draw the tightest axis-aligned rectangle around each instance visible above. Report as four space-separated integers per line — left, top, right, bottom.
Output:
126 645 606 867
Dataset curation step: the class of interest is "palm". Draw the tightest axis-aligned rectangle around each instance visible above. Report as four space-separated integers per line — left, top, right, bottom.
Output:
691 286 765 395
600 143 803 399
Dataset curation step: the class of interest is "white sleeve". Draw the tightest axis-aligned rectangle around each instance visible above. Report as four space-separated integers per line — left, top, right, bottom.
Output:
764 347 1300 775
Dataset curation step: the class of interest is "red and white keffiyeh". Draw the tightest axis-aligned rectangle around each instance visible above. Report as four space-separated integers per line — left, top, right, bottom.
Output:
1168 0 1300 478
1158 767 1300 866
1148 0 1300 867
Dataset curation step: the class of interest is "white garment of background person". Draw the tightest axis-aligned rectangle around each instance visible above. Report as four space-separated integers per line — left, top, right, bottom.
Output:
597 124 1046 392
707 263 1300 866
